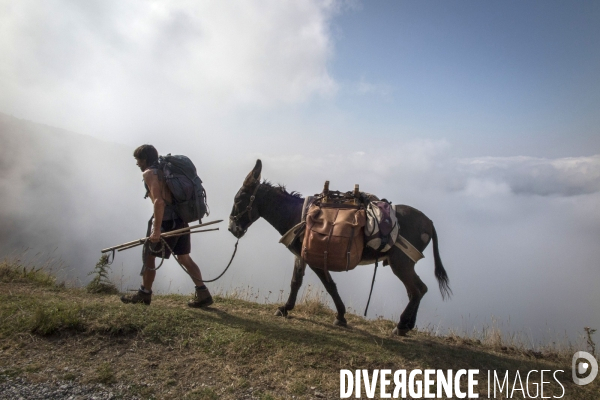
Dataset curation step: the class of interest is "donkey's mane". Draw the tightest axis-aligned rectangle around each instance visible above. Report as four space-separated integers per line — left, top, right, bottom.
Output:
261 180 303 199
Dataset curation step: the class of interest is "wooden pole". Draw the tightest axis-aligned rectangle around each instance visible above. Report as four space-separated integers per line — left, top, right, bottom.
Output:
163 227 219 238
116 228 220 252
101 219 223 253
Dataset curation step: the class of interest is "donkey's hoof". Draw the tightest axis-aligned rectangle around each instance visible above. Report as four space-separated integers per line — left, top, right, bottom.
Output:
274 307 287 317
392 327 409 336
334 318 347 327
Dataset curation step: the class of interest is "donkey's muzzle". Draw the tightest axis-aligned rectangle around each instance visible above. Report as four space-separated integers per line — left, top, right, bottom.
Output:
228 218 246 239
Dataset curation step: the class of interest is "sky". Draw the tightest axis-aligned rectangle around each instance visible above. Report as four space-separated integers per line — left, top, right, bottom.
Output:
1 0 599 346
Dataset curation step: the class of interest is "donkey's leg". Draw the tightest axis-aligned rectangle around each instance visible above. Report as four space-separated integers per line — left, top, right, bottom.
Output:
389 254 426 336
310 267 348 327
275 257 306 318
407 274 428 329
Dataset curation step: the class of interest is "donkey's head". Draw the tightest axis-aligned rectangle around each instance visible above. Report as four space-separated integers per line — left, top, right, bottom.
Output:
228 159 262 238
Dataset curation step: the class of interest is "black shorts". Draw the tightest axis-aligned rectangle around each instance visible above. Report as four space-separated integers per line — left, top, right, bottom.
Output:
144 218 191 259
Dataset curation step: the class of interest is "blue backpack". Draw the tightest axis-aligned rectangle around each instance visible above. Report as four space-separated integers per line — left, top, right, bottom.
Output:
156 154 208 223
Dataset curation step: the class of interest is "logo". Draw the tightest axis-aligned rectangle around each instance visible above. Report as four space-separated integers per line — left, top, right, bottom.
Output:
572 351 598 385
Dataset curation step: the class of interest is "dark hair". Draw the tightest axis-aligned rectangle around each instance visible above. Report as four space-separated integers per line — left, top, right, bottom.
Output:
133 144 159 166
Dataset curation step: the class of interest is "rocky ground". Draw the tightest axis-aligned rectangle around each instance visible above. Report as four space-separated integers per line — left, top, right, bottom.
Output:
0 376 133 400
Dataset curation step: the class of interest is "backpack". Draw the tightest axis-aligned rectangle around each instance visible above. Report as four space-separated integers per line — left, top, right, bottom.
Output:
364 200 399 252
156 154 208 223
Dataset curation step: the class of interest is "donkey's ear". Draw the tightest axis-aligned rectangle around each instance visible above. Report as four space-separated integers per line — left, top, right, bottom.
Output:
243 159 262 187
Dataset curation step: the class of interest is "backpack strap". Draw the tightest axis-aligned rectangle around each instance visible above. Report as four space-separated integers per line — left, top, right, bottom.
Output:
194 192 203 223
143 164 161 199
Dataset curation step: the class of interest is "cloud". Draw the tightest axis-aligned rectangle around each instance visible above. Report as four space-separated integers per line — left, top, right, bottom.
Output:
251 144 600 199
456 155 600 197
249 139 449 195
0 1 339 138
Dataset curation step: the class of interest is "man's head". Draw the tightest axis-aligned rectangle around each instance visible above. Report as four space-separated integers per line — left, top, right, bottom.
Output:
133 144 159 172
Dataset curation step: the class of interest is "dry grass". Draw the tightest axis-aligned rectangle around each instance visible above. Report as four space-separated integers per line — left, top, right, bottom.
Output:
414 316 587 364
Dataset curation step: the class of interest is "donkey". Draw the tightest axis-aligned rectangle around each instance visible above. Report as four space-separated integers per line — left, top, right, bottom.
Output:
228 160 451 336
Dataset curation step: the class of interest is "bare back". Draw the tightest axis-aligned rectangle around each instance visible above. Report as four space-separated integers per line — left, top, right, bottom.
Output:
143 168 173 205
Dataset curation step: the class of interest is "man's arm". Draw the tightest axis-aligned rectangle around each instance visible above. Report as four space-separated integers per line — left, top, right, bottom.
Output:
143 170 165 242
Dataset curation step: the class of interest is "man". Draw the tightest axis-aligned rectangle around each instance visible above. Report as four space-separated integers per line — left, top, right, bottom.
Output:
121 144 213 307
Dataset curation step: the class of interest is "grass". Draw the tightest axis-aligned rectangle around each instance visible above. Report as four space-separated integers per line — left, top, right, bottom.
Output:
183 387 219 400
94 362 117 384
0 259 598 399
0 259 57 287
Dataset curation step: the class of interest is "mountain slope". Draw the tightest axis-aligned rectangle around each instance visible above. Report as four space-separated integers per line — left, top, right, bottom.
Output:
1 262 597 400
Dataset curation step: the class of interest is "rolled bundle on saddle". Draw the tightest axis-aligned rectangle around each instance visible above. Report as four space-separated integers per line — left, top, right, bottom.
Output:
301 183 367 274
364 200 399 252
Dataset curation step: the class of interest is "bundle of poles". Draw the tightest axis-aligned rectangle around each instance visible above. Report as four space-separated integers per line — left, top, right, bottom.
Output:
101 219 223 254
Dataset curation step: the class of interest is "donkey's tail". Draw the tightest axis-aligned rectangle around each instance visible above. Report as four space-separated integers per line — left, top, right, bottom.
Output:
432 224 452 300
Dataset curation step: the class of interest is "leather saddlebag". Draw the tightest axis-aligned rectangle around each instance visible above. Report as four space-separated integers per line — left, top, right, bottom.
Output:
302 203 366 273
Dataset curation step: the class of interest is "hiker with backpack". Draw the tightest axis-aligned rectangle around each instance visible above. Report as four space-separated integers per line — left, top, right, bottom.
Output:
121 144 213 308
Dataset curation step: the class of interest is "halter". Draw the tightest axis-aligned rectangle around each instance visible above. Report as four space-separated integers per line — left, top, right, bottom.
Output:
229 182 261 231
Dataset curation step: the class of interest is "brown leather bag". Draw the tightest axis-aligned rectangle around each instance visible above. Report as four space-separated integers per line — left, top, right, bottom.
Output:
302 203 366 274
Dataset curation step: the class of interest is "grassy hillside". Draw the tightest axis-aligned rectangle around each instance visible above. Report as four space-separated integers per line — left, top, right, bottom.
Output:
0 260 598 400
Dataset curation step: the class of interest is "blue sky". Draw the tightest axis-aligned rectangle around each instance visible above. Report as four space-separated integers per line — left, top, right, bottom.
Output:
1 1 599 344
327 1 600 157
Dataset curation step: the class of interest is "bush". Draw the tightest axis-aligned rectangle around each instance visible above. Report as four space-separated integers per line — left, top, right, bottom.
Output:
86 255 118 294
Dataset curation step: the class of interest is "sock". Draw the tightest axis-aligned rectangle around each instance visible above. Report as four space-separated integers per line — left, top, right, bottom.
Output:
140 285 151 294
195 285 207 291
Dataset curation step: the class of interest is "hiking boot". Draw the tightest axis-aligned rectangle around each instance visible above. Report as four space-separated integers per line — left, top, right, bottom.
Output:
188 287 213 308
121 288 152 305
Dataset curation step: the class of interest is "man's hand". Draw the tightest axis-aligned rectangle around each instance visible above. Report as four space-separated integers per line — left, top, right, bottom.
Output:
149 227 161 243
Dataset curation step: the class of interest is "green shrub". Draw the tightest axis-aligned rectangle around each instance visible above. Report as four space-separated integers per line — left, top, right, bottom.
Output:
86 255 118 294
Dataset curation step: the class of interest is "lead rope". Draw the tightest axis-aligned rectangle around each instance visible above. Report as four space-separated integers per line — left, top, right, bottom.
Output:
141 237 167 274
363 259 378 317
143 236 239 283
